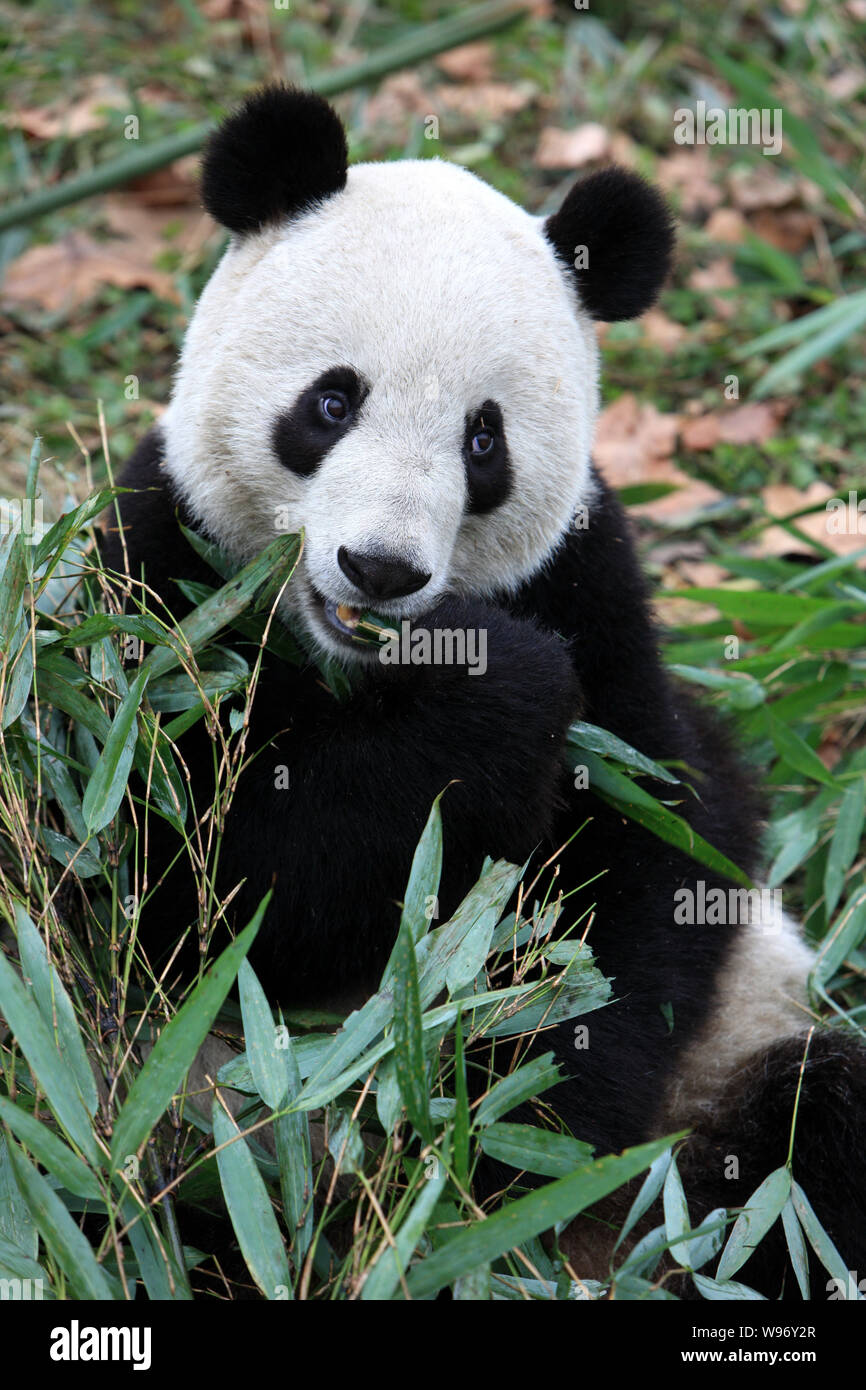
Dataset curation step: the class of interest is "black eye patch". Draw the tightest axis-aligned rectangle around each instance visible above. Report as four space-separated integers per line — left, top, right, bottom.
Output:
464 400 511 515
272 366 368 477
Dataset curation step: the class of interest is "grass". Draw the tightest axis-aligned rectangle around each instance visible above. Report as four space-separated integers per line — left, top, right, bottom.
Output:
0 0 865 1304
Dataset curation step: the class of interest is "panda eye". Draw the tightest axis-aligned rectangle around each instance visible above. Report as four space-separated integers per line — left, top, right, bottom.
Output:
464 400 510 515
470 427 495 457
319 392 351 423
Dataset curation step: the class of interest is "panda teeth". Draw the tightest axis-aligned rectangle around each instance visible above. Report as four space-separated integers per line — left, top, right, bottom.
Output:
324 599 362 635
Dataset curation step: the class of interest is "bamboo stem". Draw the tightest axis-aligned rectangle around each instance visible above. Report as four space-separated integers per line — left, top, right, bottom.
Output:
0 1 531 233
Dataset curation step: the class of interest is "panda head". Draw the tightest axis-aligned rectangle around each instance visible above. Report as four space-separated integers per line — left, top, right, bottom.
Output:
162 86 674 660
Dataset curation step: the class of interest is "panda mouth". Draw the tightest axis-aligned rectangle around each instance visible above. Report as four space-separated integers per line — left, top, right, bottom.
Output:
324 596 363 638
309 586 399 649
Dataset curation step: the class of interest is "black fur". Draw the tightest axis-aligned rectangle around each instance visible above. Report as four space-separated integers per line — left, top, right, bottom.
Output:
271 365 369 477
677 1032 866 1298
200 86 348 234
103 428 760 1157
102 417 866 1290
544 167 675 321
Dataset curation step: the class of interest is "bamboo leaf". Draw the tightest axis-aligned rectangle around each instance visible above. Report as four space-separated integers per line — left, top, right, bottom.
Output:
6 1140 114 1300
752 295 866 398
405 1137 676 1300
13 904 98 1116
452 1013 470 1190
790 1182 853 1289
0 1097 100 1201
118 1191 192 1301
686 1208 727 1273
811 888 866 989
399 794 443 947
823 781 866 920
582 752 752 887
33 488 127 575
693 1272 766 1300
0 947 98 1165
1 617 34 729
479 1123 593 1177
272 1012 313 1262
392 923 431 1142
81 667 149 833
716 1166 790 1282
767 714 839 790
110 908 263 1173
781 1196 810 1301
140 534 301 680
663 1159 693 1269
212 1099 291 1300
237 959 286 1111
614 1148 672 1252
475 1053 564 1128
568 721 681 784
361 1160 448 1301
0 1134 37 1258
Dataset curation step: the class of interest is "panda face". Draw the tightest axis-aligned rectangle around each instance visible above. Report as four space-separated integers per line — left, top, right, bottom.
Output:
162 159 600 659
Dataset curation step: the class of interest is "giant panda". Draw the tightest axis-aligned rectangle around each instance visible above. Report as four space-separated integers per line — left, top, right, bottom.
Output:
101 86 866 1298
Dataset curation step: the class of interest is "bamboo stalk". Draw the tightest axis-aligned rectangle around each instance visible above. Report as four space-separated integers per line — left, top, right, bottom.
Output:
0 0 532 233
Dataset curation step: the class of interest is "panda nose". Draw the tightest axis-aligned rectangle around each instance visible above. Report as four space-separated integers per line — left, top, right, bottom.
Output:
337 546 431 601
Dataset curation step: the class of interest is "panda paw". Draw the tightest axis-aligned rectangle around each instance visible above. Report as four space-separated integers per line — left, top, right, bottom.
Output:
374 594 578 717
358 597 581 853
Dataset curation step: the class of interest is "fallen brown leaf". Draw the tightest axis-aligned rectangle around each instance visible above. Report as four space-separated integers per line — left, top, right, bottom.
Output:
680 402 788 451
363 73 435 128
704 207 748 243
1 232 179 312
436 41 494 82
688 258 739 318
434 80 534 121
609 132 639 167
653 541 730 590
533 123 610 169
756 482 866 561
826 68 864 101
641 308 688 350
102 194 208 253
593 393 725 524
656 148 723 215
5 75 128 139
817 727 844 770
125 159 201 208
594 393 679 469
749 208 817 254
728 166 798 212
672 558 731 588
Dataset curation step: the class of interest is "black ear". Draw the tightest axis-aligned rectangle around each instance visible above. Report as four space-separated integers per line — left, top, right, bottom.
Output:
201 86 348 235
544 167 675 320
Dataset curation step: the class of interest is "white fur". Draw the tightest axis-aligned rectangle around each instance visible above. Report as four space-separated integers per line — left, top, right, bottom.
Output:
656 901 816 1131
560 905 816 1282
161 158 599 656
